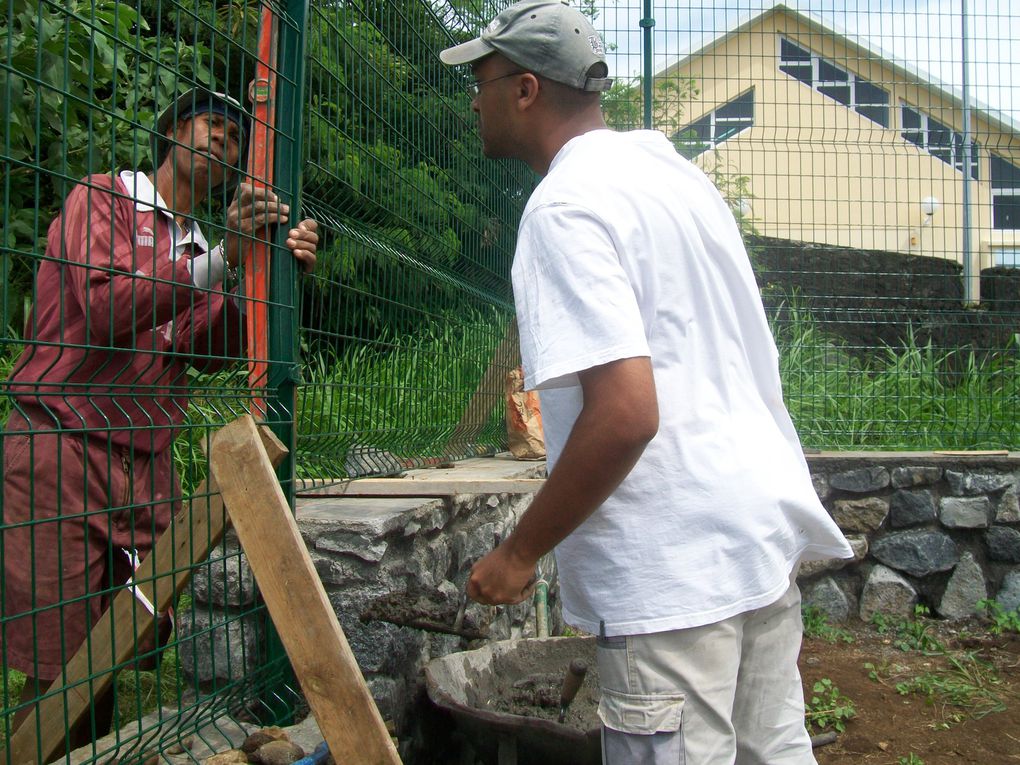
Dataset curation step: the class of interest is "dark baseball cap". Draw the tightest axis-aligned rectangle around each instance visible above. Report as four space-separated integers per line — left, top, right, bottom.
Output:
440 1 613 92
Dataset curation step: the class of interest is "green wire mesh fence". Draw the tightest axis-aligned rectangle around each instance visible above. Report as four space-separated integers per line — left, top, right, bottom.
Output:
2 0 1020 761
593 1 1020 450
294 0 532 483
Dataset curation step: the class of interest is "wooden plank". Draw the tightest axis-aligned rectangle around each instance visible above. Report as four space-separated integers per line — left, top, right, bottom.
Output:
210 415 401 765
10 427 287 765
295 477 545 498
933 450 1010 456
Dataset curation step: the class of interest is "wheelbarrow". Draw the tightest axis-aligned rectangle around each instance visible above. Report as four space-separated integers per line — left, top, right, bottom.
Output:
424 635 601 765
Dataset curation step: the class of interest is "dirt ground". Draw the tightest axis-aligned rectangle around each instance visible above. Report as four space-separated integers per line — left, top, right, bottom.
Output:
800 619 1020 765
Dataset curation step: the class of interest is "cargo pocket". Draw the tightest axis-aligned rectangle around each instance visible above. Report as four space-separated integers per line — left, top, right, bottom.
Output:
599 688 686 764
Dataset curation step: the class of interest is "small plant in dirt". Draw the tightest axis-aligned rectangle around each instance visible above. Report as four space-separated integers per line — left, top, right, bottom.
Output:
804 677 856 734
802 606 854 644
893 650 1007 724
870 606 945 653
977 598 1020 635
898 755 925 765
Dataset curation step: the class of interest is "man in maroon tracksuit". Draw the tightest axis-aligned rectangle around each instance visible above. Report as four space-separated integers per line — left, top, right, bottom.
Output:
1 86 318 750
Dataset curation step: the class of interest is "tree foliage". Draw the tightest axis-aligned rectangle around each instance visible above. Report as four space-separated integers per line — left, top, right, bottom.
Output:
0 0 220 332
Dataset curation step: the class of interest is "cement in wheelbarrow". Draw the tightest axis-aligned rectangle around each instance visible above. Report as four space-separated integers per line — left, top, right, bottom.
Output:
425 636 600 764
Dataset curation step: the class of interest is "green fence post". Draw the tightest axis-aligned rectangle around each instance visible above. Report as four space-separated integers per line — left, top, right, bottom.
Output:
257 0 311 725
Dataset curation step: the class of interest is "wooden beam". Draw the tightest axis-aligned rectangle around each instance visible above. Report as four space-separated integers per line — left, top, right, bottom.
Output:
210 415 401 765
444 318 519 455
9 428 287 765
295 477 544 498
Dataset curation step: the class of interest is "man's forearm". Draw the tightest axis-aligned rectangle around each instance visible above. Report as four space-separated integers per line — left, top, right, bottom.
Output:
505 406 653 565
506 356 659 564
466 356 658 605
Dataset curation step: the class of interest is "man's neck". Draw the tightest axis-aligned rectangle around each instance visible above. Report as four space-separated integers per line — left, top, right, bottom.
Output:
531 112 608 176
150 162 205 220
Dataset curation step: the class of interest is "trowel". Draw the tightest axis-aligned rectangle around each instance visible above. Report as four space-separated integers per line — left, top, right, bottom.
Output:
557 659 589 723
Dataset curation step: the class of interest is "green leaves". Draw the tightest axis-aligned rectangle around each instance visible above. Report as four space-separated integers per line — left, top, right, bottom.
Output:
805 677 856 733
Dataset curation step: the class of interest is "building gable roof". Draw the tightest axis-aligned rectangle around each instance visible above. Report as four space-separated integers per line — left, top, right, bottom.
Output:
663 2 1019 139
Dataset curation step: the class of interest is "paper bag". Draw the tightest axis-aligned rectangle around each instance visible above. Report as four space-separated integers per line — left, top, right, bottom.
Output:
505 366 545 460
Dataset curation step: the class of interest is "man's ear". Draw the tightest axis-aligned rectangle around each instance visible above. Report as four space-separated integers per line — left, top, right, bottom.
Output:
515 72 541 110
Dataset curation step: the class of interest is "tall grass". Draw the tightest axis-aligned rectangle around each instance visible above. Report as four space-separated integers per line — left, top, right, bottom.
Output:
296 309 510 478
772 300 1020 450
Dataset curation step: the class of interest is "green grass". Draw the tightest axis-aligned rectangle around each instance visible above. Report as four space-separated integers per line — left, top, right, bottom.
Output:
295 309 510 477
865 607 1010 727
870 605 946 653
977 599 1020 635
802 605 855 644
771 297 1020 450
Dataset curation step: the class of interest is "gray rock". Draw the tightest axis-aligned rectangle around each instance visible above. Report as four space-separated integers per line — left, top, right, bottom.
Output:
403 536 453 590
811 473 831 502
986 526 1020 563
889 489 937 528
190 535 257 608
945 470 1014 496
996 569 1020 612
890 466 943 488
871 530 959 577
937 552 987 619
309 550 378 586
939 496 992 529
829 466 890 493
832 497 889 533
453 522 500 570
333 592 420 675
859 564 918 622
798 535 863 578
996 487 1020 523
798 558 839 578
802 576 850 623
177 605 261 685
847 534 869 560
366 675 407 727
315 531 389 563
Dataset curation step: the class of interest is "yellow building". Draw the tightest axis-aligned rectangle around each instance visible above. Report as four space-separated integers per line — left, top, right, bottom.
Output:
659 3 1020 301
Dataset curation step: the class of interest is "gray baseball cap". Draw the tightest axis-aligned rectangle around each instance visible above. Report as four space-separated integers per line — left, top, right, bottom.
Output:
440 1 613 92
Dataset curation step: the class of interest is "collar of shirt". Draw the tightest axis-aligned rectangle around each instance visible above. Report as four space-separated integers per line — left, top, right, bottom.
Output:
119 170 210 258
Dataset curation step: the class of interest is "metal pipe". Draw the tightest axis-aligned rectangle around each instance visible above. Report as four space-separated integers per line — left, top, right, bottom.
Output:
641 0 654 129
534 579 549 637
961 0 975 304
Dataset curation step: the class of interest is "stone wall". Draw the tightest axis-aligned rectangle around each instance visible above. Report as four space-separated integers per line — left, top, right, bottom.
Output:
179 452 1020 754
178 457 551 760
801 453 1020 623
751 235 1019 356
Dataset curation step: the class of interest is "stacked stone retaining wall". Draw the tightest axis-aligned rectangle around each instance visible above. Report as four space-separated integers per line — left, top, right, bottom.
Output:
801 453 1020 623
180 453 1020 756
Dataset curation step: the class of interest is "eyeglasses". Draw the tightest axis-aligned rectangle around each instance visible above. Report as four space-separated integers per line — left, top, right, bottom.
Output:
466 71 525 98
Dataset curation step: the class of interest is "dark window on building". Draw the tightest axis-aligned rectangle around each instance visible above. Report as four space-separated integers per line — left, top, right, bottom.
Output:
674 90 754 158
779 37 889 126
992 154 1020 229
901 104 979 179
779 39 812 84
855 81 890 127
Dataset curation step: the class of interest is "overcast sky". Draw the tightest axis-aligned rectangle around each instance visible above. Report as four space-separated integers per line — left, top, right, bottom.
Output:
595 1 1019 121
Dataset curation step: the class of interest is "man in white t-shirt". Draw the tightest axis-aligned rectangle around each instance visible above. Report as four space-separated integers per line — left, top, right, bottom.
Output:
441 3 853 763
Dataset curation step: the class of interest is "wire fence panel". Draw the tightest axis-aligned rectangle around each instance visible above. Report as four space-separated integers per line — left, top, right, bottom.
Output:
3 0 1020 760
295 0 531 483
593 1 1020 449
1 0 308 758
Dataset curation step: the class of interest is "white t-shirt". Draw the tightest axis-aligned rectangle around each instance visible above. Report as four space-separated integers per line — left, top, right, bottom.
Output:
512 129 852 637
